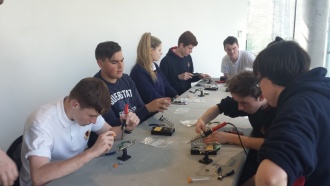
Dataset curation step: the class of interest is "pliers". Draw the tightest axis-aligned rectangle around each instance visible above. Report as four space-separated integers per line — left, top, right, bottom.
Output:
217 167 235 180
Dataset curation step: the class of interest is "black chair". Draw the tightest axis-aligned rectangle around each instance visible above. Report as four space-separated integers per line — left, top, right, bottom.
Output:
6 135 23 186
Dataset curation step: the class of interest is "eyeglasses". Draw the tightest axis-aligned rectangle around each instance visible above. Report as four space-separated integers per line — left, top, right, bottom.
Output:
256 76 263 87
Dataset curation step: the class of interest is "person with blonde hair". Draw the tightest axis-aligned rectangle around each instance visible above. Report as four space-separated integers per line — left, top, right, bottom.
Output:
130 33 178 104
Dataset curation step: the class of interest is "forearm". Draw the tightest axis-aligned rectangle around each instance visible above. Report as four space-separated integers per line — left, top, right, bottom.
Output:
96 124 122 140
135 105 150 122
110 126 124 140
255 159 288 186
198 106 220 124
225 134 264 150
103 112 122 127
30 150 95 186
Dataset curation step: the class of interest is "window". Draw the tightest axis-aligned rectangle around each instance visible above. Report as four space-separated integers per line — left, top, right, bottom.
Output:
326 20 330 76
246 0 296 55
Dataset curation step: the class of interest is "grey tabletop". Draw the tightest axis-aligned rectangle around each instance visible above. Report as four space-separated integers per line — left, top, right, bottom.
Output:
47 80 252 186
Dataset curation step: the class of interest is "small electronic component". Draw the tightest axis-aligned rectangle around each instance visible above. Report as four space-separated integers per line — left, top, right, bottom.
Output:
190 142 221 155
204 84 218 90
172 100 188 105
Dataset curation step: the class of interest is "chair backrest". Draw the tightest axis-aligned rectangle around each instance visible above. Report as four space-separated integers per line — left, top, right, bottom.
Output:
6 135 23 186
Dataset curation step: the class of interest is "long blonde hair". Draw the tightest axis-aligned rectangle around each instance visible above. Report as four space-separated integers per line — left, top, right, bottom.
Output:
136 32 161 82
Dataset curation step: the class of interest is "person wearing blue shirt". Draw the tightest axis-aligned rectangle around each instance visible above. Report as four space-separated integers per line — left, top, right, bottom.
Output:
130 32 178 104
253 40 330 186
160 31 210 95
88 41 171 147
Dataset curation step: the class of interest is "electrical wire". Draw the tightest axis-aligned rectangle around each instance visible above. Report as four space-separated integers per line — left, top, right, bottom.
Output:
224 122 248 156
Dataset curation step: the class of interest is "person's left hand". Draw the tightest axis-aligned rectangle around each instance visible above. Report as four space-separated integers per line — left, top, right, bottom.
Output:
121 112 140 131
146 97 171 113
199 73 211 79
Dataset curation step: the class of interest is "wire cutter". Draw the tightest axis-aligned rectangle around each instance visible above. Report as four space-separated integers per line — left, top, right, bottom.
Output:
217 167 235 180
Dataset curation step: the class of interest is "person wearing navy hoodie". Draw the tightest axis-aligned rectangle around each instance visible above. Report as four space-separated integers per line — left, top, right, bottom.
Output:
88 41 171 147
253 40 330 186
130 32 178 104
160 31 210 95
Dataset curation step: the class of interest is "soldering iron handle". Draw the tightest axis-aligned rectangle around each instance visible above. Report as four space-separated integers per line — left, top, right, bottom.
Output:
124 104 129 114
211 122 227 132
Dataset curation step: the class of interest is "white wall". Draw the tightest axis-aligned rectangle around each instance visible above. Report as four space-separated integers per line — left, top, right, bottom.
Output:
0 0 248 150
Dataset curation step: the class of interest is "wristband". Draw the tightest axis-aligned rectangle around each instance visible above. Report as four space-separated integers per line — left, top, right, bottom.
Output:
124 129 132 134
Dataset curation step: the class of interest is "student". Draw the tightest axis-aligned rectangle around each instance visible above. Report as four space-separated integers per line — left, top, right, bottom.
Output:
20 77 139 186
160 31 210 95
253 40 330 185
94 41 170 127
267 36 283 47
221 36 255 78
195 71 276 186
0 149 18 186
130 32 178 104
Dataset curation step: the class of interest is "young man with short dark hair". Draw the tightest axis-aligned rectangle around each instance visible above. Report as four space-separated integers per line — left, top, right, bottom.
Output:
160 31 210 95
253 40 330 186
94 41 170 127
195 71 276 186
20 77 139 186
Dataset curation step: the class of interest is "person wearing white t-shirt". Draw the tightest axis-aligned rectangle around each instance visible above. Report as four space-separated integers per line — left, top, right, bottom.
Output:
20 77 139 186
221 36 255 78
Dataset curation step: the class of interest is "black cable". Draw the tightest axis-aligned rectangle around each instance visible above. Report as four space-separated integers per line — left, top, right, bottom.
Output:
225 122 248 156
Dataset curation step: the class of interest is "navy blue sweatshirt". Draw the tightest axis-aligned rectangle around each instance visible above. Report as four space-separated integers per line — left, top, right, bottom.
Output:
130 62 178 104
258 67 330 186
160 47 200 95
94 71 150 126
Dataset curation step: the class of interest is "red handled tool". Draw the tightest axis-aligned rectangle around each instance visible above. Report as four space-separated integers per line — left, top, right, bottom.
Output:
122 104 132 136
124 104 129 114
189 122 227 143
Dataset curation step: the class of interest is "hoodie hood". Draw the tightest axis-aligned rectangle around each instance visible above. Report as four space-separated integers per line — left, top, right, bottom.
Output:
278 67 330 108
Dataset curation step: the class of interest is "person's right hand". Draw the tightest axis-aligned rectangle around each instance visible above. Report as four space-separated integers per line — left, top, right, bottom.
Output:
203 131 230 144
89 131 115 157
0 150 18 186
178 72 193 80
195 119 207 134
146 97 171 113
